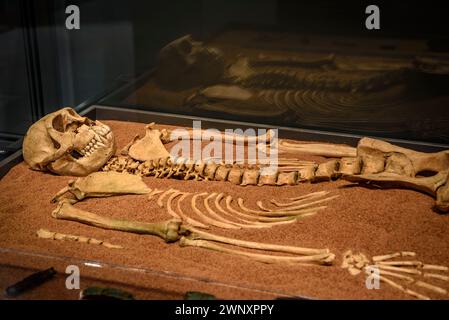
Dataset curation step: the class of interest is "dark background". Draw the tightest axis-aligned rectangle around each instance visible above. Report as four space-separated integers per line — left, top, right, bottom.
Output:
0 0 448 139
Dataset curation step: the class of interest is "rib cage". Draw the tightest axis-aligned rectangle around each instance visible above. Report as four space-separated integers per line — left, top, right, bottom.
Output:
237 67 407 92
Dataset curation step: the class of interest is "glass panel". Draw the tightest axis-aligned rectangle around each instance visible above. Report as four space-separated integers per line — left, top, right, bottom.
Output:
0 1 34 136
95 1 449 145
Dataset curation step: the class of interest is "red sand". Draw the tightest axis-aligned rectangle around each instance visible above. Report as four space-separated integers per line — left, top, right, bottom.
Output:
0 120 448 300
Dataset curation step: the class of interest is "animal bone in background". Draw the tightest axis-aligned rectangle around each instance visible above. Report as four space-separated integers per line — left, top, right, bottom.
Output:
37 228 122 249
23 107 116 176
342 250 449 300
121 123 170 162
52 171 151 203
155 35 226 90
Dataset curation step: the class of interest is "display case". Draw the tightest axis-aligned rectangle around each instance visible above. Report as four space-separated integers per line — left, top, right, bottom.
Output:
1 0 449 301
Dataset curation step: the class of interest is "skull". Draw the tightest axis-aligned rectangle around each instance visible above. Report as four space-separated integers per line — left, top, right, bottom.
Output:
23 107 116 176
156 35 225 90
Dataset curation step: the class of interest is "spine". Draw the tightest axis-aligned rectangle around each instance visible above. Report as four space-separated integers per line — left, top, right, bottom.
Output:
103 155 363 186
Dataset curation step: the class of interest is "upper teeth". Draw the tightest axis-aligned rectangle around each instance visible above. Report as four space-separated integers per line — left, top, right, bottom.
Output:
76 126 110 158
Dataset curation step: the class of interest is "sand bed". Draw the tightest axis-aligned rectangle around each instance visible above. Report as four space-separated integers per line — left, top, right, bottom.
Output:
0 120 448 300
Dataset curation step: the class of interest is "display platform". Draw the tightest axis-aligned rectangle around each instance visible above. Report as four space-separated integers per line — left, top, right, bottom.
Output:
1 106 448 300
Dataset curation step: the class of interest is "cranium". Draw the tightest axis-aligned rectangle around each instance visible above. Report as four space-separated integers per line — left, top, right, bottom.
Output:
155 35 225 90
23 107 116 176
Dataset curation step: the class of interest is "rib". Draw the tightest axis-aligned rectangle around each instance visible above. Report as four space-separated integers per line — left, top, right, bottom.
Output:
263 195 339 212
191 193 240 229
176 193 209 229
237 198 324 217
203 193 242 229
165 191 182 220
213 193 275 229
224 196 298 224
157 188 176 208
272 191 330 206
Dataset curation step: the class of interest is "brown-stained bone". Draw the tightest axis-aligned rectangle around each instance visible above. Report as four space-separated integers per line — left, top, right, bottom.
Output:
121 123 170 162
51 171 150 203
51 198 333 266
51 200 181 243
342 250 449 300
37 228 123 249
103 133 449 211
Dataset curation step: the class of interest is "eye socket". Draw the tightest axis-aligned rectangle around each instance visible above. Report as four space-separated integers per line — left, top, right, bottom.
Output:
52 115 65 132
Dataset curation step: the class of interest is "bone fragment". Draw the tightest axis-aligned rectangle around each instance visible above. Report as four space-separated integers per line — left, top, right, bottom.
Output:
37 228 122 249
148 189 164 200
